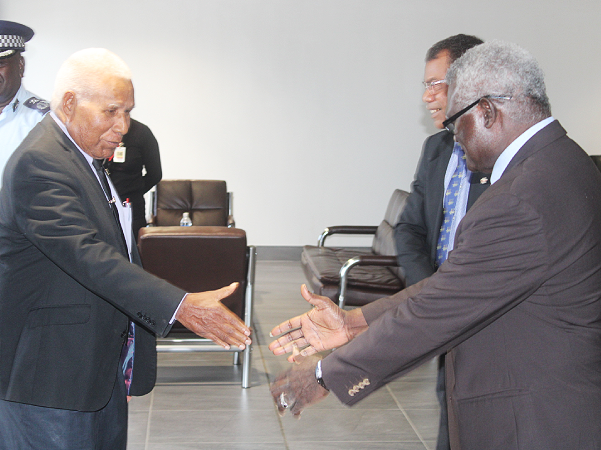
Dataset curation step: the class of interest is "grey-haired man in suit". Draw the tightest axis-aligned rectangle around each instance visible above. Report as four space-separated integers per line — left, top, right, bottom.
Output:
269 41 601 450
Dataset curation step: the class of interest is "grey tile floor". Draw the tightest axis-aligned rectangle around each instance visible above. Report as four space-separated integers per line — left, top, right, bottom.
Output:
128 260 440 449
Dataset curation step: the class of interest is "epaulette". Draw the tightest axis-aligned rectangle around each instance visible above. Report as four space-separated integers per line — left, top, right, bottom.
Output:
24 97 50 114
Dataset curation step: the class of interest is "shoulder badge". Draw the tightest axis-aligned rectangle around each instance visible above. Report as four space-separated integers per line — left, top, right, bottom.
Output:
24 97 50 114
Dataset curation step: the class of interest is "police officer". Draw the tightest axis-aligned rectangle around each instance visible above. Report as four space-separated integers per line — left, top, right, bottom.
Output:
0 20 49 180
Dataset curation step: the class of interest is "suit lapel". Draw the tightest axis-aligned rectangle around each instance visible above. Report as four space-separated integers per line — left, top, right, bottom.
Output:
428 131 454 257
44 116 129 257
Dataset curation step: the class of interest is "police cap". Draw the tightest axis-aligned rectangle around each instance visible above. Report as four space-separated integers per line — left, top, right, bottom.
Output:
0 20 34 60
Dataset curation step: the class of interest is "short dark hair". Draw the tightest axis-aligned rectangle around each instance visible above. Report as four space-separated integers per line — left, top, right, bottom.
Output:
426 34 484 63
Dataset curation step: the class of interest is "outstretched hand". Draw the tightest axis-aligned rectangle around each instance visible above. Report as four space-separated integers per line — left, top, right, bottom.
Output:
270 355 329 418
176 282 252 350
268 284 367 362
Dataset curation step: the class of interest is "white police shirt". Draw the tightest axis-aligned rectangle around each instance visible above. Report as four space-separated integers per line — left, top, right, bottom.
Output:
0 85 49 182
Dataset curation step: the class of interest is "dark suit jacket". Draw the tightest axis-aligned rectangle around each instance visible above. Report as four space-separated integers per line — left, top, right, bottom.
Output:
323 121 601 449
395 130 489 286
0 115 186 412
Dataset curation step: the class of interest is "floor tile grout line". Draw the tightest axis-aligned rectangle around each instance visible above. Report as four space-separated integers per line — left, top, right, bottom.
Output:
255 313 291 450
143 388 155 449
386 384 429 450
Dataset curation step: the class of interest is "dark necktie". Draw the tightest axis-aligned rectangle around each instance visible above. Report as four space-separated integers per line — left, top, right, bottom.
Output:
92 158 135 392
92 159 127 252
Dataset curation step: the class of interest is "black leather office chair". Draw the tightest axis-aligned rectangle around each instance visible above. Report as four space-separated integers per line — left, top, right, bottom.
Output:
138 226 256 388
149 180 234 227
301 189 409 308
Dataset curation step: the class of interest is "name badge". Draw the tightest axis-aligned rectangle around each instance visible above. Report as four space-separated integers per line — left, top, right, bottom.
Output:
113 146 126 163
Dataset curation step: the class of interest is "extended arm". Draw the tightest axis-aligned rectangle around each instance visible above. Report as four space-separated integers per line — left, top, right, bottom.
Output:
324 192 547 405
271 191 548 414
10 148 249 347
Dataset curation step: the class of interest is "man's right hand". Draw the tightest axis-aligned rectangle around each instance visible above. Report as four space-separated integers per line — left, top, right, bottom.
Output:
268 284 368 362
176 283 252 350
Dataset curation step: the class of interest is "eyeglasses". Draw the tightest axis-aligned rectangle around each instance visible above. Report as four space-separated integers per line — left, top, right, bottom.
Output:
443 95 512 134
422 79 446 94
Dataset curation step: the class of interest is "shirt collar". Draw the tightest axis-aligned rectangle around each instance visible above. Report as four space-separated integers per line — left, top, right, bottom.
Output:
490 116 555 184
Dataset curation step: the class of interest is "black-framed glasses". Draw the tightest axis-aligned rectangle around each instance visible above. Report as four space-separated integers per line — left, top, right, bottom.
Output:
443 95 512 134
422 79 446 94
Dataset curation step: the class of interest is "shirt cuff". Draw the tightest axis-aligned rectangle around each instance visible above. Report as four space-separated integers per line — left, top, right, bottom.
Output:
170 293 188 324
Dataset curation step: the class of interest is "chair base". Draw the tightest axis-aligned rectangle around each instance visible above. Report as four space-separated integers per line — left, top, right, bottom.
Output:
157 336 252 388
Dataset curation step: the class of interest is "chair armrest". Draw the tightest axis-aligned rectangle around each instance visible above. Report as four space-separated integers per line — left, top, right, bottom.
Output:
317 225 379 247
345 255 398 267
338 255 399 308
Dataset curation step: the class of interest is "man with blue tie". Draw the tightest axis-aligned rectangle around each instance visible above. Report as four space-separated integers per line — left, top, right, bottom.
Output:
395 34 487 293
394 34 486 450
0 48 251 449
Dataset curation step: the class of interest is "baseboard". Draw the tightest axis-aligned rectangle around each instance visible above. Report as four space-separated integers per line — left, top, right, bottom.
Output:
256 246 303 261
255 245 371 261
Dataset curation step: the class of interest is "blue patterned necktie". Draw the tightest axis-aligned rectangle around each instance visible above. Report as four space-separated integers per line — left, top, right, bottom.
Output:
436 152 467 266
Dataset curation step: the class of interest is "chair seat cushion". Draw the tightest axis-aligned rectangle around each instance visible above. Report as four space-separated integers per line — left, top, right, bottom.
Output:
301 245 403 291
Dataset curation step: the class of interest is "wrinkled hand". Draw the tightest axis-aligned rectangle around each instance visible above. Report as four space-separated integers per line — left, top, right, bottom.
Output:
269 284 366 363
270 355 329 418
176 282 251 350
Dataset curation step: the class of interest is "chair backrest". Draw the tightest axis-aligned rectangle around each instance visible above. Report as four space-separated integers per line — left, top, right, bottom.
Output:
371 189 409 277
138 226 248 322
154 180 228 226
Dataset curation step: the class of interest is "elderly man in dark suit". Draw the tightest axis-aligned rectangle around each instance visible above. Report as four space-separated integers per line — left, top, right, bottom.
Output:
0 48 251 450
269 41 601 449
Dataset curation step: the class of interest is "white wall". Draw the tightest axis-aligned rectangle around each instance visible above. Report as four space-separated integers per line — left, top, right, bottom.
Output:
3 1 600 246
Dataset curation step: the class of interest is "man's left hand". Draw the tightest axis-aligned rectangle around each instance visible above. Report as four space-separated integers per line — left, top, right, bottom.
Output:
269 355 329 418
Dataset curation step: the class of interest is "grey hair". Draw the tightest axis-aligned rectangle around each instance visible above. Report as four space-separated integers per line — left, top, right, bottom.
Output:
446 40 551 123
50 48 132 110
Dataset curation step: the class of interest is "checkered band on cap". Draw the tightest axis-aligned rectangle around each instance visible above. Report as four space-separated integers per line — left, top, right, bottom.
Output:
0 35 25 50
